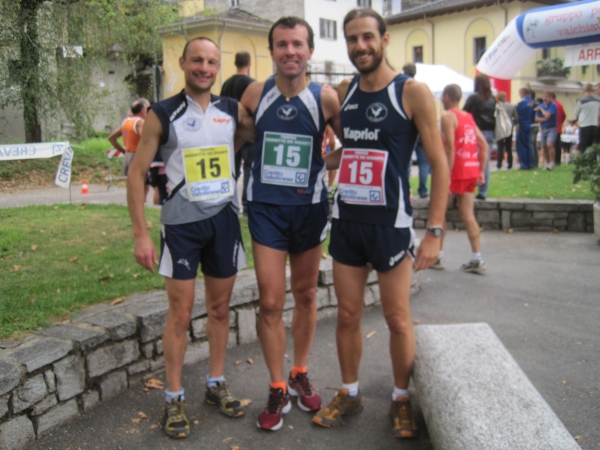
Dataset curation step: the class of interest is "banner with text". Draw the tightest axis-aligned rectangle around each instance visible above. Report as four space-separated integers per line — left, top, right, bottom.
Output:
0 142 73 189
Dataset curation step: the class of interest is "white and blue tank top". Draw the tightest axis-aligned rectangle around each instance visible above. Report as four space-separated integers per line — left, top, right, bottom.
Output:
333 74 418 228
248 76 327 205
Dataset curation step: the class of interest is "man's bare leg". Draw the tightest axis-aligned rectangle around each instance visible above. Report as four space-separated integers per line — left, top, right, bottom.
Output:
254 241 288 383
457 193 480 254
289 245 322 367
163 278 196 392
205 274 236 378
546 142 555 167
377 257 415 390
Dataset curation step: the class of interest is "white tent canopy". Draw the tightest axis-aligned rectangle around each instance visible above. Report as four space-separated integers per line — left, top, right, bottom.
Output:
414 63 474 100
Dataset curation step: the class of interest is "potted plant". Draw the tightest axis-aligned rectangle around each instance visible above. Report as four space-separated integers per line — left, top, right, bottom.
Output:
571 143 600 239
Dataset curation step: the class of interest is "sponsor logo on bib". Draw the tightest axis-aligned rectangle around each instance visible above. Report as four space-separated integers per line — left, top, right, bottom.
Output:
277 104 298 121
366 102 388 123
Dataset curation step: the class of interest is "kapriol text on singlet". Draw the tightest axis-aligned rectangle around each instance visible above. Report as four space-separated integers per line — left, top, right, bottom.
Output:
343 127 380 141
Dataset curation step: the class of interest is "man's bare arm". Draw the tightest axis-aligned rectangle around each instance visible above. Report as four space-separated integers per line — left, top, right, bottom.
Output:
234 102 255 152
404 79 449 271
240 81 263 116
474 125 489 185
127 110 161 272
108 127 125 153
440 111 456 173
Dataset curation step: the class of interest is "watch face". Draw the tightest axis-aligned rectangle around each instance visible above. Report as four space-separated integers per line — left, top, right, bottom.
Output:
428 227 442 237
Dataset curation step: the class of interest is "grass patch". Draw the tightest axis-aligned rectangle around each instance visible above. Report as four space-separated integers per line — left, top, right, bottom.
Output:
0 203 254 340
410 164 595 200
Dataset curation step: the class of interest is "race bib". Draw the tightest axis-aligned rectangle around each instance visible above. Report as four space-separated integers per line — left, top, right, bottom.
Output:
182 145 232 201
338 148 388 205
261 132 312 187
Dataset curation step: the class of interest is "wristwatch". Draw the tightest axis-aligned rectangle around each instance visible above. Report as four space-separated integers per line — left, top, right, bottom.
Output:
426 226 443 237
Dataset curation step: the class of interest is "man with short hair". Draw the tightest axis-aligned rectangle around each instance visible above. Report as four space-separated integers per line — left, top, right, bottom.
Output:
535 91 557 170
221 51 255 213
108 98 150 176
550 92 566 166
127 37 254 439
313 8 449 439
436 84 488 272
515 87 534 170
574 83 600 153
240 17 342 431
528 89 540 167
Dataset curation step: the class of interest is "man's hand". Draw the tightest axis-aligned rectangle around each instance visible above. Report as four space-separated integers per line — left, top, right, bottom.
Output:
134 235 158 272
476 173 485 186
414 233 441 271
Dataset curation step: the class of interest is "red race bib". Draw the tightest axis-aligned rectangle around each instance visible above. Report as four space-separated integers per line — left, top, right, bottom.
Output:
338 149 388 206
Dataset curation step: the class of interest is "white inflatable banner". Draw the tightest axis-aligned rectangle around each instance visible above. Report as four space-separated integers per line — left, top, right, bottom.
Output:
477 0 600 79
0 142 73 189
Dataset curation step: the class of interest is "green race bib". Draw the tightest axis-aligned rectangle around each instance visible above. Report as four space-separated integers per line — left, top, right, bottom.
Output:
261 132 312 187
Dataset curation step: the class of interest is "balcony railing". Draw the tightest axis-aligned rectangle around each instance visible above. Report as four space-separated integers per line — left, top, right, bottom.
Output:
536 58 570 80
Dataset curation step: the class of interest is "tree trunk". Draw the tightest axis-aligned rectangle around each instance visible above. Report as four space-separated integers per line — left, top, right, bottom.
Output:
18 0 43 143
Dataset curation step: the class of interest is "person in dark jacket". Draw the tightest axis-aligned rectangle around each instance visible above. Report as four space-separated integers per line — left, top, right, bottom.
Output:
463 73 495 200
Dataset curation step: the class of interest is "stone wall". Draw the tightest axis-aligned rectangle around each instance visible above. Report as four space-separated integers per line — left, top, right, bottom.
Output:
0 259 408 450
412 198 594 233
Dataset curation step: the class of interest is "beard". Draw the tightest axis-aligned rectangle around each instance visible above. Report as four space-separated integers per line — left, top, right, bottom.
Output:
350 48 384 75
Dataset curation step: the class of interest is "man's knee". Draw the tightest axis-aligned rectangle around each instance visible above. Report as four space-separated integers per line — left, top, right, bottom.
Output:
168 308 192 336
384 311 412 336
259 297 284 320
337 302 363 329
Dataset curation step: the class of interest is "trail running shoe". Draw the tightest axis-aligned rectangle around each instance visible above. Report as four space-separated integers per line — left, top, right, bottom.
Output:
257 387 291 431
312 388 363 427
389 396 418 439
288 371 321 412
162 397 190 439
429 257 445 270
205 381 244 418
460 259 487 273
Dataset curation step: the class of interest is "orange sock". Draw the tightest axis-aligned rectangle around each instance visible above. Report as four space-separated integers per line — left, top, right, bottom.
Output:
291 365 307 379
270 381 287 393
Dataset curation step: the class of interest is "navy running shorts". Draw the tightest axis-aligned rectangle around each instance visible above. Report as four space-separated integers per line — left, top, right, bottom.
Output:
329 218 415 272
247 200 329 254
159 206 246 280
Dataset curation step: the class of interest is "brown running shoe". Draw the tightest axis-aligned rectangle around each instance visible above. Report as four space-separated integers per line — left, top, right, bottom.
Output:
312 388 362 427
389 396 418 438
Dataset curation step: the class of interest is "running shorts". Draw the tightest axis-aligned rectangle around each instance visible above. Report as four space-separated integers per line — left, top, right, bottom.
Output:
450 178 477 195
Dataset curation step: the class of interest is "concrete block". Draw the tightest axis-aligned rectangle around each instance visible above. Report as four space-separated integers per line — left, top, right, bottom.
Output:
35 398 79 436
126 302 168 343
191 317 207 339
54 355 85 401
476 209 500 224
481 223 501 231
0 394 8 419
317 307 337 321
282 292 295 311
127 359 150 375
82 390 100 411
364 285 377 306
191 298 206 319
11 374 47 413
316 287 329 309
501 210 511 230
86 339 140 378
473 201 498 210
568 213 585 232
184 341 209 365
156 339 163 355
328 286 338 306
282 310 294 328
553 219 568 227
413 219 426 229
498 201 524 210
43 369 55 393
586 225 594 233
237 308 257 345
229 271 261 307
370 283 381 303
445 209 461 222
532 226 553 232
227 330 237 349
150 357 165 372
41 323 109 351
511 211 533 221
0 359 22 396
0 415 35 450
6 337 73 373
512 226 532 231
524 202 580 212
98 371 127 401
412 209 429 220
366 268 378 284
141 342 154 359
318 258 333 285
533 212 569 220
30 394 57 416
83 311 137 340
413 323 580 450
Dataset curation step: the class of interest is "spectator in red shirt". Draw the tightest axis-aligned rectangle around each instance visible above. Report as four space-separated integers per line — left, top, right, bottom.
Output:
550 92 566 166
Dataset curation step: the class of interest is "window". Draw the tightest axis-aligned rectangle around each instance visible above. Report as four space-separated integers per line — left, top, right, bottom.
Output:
320 19 337 40
541 48 550 59
357 0 372 7
229 0 239 8
413 46 423 63
473 37 486 64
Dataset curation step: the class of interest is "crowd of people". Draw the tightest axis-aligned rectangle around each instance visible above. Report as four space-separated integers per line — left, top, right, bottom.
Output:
111 5 599 444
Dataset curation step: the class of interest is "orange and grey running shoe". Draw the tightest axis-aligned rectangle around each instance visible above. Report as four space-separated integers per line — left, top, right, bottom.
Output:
389 396 418 439
312 388 362 427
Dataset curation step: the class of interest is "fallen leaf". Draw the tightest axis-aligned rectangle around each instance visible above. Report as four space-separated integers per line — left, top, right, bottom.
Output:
101 231 106 235
413 319 421 324
562 380 566 384
234 360 241 365
131 418 141 424
54 206 59 210
142 387 149 393
146 221 153 229
31 245 38 251
321 252 327 259
524 303 528 307
132 274 139 279
40 229 45 233
288 425 294 429
507 228 514 234
84 265 88 272
194 420 200 425
145 378 164 389
111 297 124 305
231 446 240 450
56 288 61 293
284 353 289 358
551 228 559 234
366 331 377 338
240 399 252 407
574 435 582 441
150 423 159 429
70 256 78 262
13 265 22 271
95 249 102 254
125 428 137 434
247 358 254 365
138 412 147 419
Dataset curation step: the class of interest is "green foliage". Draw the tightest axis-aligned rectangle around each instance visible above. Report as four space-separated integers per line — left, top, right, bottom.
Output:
571 143 600 203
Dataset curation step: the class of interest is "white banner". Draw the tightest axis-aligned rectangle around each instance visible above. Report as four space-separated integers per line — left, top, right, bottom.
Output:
564 43 600 66
0 142 73 189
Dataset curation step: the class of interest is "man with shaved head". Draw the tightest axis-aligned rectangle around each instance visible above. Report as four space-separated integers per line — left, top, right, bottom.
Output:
127 37 254 439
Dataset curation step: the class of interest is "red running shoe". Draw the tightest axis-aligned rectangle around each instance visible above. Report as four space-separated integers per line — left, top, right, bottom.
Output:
256 387 291 431
288 371 321 412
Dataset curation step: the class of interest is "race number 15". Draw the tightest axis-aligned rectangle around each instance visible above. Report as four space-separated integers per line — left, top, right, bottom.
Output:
273 144 301 167
347 160 373 184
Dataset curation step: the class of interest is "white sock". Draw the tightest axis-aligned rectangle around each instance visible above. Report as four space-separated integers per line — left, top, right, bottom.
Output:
439 250 445 259
206 374 225 387
342 381 359 397
165 389 184 402
472 252 482 261
392 387 410 401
